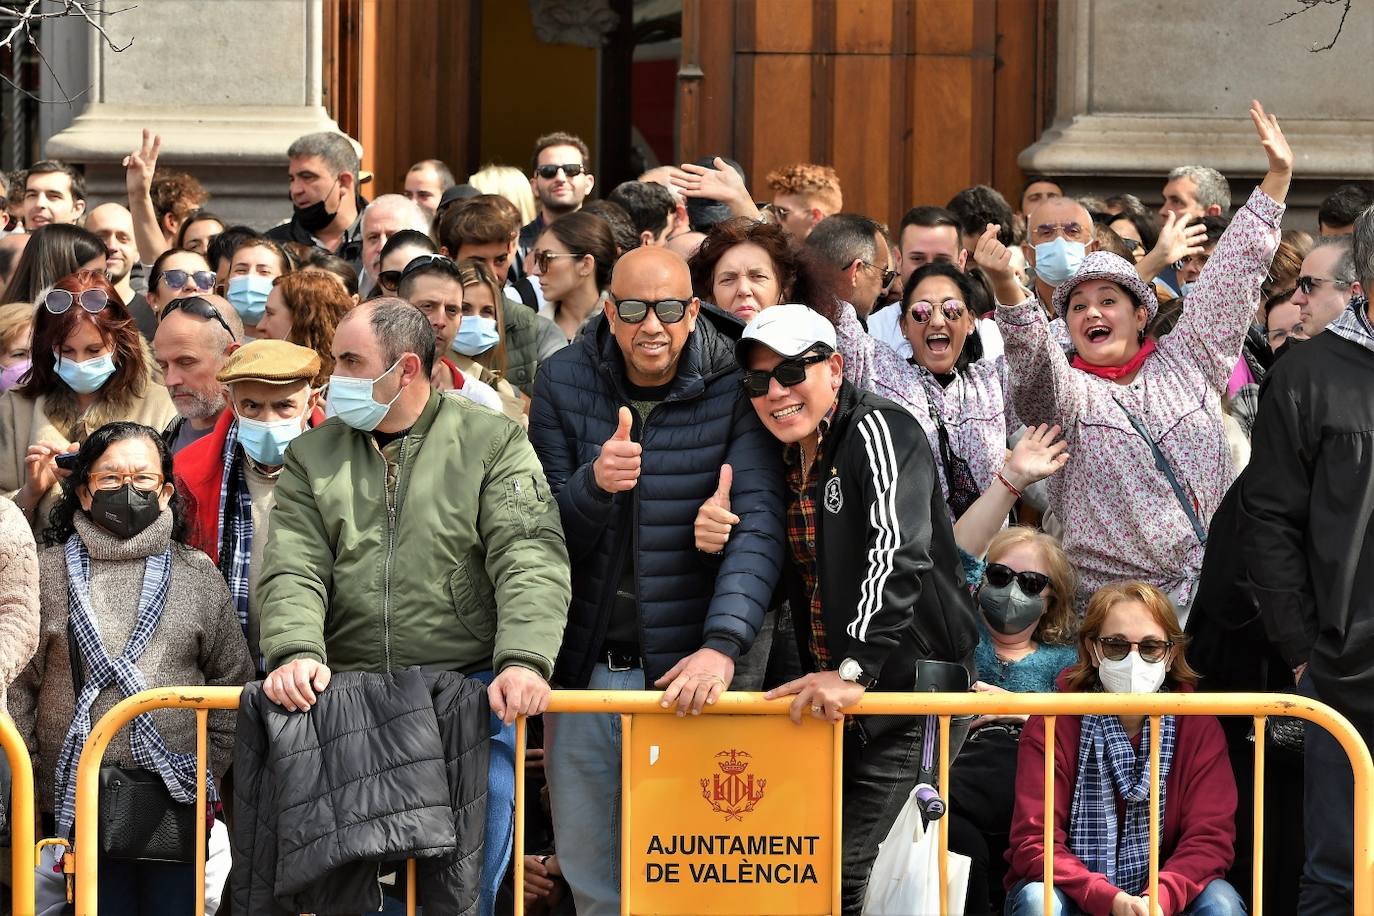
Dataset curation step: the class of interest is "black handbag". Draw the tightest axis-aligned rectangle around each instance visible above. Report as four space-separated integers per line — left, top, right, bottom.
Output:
68 620 197 863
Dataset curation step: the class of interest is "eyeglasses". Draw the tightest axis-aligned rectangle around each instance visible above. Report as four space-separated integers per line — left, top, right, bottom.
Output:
535 163 586 180
908 298 967 324
1296 274 1351 295
162 269 216 292
609 295 690 325
400 253 452 283
861 261 898 289
377 269 403 292
531 249 582 273
1267 324 1303 345
740 352 829 398
1095 636 1174 664
1031 221 1089 244
45 288 109 315
88 470 164 493
983 563 1051 597
159 296 235 338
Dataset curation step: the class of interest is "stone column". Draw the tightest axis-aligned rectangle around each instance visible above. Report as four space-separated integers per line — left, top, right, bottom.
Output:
1019 0 1374 228
44 0 350 230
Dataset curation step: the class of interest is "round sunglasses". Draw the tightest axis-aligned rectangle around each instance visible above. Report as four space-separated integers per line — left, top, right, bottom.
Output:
908 298 967 324
983 562 1050 596
45 288 109 315
1095 636 1174 664
162 269 217 292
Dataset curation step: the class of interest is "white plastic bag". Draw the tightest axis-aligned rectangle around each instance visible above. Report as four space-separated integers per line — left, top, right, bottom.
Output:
204 818 231 915
863 786 970 915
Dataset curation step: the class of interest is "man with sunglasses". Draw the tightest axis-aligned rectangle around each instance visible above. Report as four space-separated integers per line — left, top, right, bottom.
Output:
1291 235 1363 335
529 246 784 914
152 294 243 455
735 305 977 915
519 131 596 256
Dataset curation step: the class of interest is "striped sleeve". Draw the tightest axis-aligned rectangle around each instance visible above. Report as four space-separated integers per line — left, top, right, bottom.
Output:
844 409 935 674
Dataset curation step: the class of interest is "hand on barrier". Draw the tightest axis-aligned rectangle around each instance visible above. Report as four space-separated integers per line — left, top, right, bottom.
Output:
694 464 739 554
489 664 551 725
764 670 865 725
262 658 331 711
655 646 734 716
593 407 642 494
970 680 1030 729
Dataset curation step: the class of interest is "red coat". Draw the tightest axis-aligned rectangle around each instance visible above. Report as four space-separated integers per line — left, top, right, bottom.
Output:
172 407 325 563
1004 680 1237 916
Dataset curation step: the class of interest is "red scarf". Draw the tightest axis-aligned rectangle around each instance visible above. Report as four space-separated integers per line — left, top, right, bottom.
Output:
1072 337 1156 381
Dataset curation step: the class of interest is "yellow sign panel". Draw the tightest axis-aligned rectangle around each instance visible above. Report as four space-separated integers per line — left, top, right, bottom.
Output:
625 713 837 915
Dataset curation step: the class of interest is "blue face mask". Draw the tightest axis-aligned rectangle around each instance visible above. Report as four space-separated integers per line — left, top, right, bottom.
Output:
452 316 501 357
227 275 273 325
53 350 116 394
327 359 403 432
1033 238 1087 286
236 413 307 467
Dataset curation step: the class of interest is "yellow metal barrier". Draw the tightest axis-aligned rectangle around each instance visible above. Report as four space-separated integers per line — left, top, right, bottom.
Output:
62 687 1373 915
0 711 36 916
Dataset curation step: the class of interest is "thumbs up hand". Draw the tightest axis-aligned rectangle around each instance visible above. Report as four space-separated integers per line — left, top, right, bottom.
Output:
694 464 740 554
593 406 643 494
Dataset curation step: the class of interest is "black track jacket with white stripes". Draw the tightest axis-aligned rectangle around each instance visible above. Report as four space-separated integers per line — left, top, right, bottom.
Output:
783 382 977 716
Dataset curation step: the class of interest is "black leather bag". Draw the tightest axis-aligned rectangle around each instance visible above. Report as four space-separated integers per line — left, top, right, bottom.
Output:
68 620 196 863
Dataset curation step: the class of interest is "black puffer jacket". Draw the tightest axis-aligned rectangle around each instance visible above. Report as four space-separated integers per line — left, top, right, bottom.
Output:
230 669 491 915
529 310 786 687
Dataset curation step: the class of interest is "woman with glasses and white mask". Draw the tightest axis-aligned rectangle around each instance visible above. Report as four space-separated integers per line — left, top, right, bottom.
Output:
828 260 1017 521
528 211 617 344
1003 581 1245 916
0 270 175 539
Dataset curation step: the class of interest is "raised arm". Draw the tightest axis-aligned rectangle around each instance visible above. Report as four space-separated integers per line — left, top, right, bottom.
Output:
123 129 170 265
976 225 1086 431
954 424 1068 559
667 157 762 221
1163 100 1289 392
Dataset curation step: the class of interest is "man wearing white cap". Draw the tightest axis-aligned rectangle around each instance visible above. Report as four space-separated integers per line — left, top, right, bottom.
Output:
724 304 977 915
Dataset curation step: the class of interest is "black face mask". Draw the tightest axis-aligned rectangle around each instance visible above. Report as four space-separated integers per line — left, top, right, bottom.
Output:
89 485 162 540
293 179 340 234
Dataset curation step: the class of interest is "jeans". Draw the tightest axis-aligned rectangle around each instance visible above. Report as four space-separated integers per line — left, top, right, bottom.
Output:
1298 671 1355 915
841 715 970 916
377 669 515 916
97 858 195 916
1004 878 1247 915
544 663 645 916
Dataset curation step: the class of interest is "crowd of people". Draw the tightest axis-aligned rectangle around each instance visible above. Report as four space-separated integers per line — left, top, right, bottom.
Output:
0 96 1364 916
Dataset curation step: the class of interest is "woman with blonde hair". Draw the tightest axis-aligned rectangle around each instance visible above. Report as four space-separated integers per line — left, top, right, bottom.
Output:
453 259 525 422
0 301 34 391
1004 581 1244 916
468 163 538 226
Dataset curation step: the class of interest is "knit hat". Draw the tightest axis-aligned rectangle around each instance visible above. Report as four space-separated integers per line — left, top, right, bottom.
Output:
1050 251 1159 322
217 339 321 386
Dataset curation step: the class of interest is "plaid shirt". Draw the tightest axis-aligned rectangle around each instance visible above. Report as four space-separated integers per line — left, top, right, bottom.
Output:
216 424 256 664
784 404 836 671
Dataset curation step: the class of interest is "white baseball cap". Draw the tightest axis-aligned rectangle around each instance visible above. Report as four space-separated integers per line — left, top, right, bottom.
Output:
736 304 837 363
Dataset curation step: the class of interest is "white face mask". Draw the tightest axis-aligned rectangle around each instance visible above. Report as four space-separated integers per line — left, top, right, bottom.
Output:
1097 648 1168 694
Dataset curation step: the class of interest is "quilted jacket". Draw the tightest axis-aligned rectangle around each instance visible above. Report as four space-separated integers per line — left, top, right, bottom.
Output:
528 309 786 687
229 668 491 915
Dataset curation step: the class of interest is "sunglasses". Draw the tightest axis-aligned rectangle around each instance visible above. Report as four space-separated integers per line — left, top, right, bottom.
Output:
531 249 581 273
45 288 109 315
377 269 403 292
611 296 689 325
908 298 967 324
1095 636 1174 664
400 253 453 283
1120 237 1142 253
1296 274 1350 295
160 295 235 338
861 261 898 289
983 563 1050 597
535 163 586 180
162 269 216 292
740 352 829 398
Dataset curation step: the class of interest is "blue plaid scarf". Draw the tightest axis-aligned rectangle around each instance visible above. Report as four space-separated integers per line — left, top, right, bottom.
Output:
1068 713 1177 895
53 535 216 839
216 422 253 646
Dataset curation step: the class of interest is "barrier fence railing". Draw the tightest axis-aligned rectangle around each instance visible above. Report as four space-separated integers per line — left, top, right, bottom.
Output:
0 707 35 916
56 687 1374 916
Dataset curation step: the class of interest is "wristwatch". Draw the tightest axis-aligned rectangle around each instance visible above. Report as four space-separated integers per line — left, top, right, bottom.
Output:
837 658 878 689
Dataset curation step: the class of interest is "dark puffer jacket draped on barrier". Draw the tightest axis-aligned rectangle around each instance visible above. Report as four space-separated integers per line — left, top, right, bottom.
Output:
229 669 491 915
